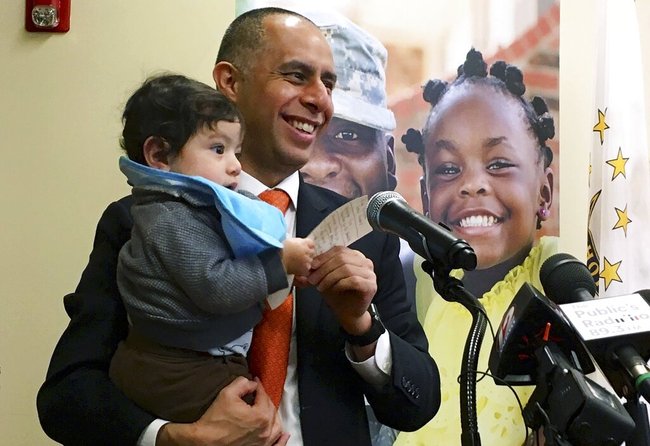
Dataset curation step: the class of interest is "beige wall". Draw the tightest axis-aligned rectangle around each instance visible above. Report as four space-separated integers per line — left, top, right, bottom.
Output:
557 1 594 255
1 1 650 445
0 2 234 444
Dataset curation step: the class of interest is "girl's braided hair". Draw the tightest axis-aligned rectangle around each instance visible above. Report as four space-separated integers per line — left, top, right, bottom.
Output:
402 48 555 169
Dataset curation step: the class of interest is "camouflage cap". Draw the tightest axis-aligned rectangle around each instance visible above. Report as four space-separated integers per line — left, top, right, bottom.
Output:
303 9 396 132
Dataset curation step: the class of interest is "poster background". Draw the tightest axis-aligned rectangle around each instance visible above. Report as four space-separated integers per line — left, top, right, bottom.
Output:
239 0 560 238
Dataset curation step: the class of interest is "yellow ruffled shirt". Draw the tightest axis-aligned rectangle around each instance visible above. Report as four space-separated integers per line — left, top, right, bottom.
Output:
395 236 558 446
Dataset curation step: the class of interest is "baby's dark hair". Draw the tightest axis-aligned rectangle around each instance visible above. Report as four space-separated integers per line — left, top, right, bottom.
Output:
402 48 555 169
121 74 243 165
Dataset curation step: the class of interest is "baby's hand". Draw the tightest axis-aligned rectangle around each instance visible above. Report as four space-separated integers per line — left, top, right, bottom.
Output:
282 237 315 276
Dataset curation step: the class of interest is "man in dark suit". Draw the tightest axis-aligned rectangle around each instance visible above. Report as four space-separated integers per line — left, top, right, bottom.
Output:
37 7 440 446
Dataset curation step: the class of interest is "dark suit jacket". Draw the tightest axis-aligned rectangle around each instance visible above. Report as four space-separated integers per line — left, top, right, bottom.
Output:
37 180 440 446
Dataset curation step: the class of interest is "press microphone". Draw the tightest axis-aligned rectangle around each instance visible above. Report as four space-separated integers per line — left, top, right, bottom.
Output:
366 191 477 271
489 282 594 385
540 252 597 303
540 253 650 401
489 283 634 446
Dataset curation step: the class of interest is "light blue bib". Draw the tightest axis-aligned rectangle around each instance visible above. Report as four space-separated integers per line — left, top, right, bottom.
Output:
119 156 286 258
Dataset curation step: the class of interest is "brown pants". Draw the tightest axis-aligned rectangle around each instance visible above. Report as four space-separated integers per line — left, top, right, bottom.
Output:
109 329 251 422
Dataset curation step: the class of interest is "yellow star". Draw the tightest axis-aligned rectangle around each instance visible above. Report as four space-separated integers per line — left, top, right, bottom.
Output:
593 109 609 145
606 147 629 180
612 205 632 236
600 257 622 290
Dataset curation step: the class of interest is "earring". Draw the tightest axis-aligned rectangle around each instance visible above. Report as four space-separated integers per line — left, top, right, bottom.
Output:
536 207 549 230
538 207 550 219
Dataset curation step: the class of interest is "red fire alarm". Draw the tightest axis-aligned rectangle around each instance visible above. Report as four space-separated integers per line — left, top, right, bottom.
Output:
25 0 71 33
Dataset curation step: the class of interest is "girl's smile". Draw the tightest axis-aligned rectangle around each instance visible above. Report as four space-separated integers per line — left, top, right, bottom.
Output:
422 84 552 270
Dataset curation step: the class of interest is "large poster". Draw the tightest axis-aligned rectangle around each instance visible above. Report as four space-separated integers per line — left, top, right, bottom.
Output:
238 1 560 445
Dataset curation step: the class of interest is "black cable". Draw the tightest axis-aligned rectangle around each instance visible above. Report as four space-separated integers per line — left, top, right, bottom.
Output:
535 403 554 445
457 369 531 445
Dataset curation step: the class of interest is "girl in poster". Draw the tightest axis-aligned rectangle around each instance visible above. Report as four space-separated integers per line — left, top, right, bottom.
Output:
395 48 557 446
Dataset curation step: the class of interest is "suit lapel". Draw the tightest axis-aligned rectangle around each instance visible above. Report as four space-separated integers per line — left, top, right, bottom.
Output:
294 179 332 322
295 179 330 238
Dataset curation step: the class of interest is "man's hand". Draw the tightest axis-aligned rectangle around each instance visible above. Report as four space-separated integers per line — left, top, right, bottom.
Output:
301 246 379 361
157 377 288 446
299 245 375 326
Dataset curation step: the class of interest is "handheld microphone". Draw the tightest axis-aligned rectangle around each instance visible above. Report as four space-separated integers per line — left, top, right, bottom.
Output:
540 253 650 401
366 191 477 271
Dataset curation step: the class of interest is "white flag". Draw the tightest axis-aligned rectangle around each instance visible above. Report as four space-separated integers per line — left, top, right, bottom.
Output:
588 0 650 297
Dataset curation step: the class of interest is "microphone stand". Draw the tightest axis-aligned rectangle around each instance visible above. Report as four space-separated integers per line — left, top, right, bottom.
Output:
422 260 487 446
623 395 650 446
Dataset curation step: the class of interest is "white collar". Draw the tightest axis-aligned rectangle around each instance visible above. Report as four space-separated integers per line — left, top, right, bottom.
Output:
239 170 300 210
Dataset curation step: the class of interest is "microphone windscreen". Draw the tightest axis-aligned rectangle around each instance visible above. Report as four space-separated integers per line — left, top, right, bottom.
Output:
366 191 403 228
540 253 596 303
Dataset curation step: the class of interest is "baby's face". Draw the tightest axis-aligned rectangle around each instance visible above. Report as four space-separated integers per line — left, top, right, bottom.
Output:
168 121 242 189
422 85 552 270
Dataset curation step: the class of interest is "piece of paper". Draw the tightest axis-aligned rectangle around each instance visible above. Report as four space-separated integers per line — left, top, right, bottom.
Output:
308 195 372 254
266 196 372 309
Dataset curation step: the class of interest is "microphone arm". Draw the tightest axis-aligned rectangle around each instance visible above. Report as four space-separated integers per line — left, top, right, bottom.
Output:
421 260 487 446
619 344 650 446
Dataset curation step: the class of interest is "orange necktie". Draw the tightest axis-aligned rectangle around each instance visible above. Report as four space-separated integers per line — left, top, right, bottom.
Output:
248 189 293 407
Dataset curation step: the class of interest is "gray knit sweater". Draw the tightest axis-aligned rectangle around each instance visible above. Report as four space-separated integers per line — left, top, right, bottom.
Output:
117 187 288 353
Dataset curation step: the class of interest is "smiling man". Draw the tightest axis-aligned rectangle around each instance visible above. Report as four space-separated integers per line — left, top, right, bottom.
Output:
37 8 439 446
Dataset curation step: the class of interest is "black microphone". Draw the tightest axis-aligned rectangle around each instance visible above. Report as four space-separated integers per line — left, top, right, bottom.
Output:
366 191 477 271
540 252 597 303
540 253 650 401
488 283 633 445
489 282 595 385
